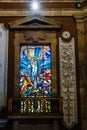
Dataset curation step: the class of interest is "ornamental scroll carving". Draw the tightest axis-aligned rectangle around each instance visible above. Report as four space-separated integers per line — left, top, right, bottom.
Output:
23 31 47 41
59 38 78 128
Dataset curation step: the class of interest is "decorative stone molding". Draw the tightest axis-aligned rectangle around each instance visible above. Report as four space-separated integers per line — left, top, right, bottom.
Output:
59 37 78 128
0 7 86 18
23 31 47 41
9 16 61 29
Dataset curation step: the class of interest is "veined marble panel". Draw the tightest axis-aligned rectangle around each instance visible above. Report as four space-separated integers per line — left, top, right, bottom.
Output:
0 24 8 108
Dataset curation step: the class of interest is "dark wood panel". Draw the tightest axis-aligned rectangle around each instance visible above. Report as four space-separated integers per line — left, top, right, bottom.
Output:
7 31 15 98
82 0 87 7
0 2 76 9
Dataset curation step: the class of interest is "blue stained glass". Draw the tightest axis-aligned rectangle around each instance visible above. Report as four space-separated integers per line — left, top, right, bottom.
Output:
34 48 41 60
19 45 52 97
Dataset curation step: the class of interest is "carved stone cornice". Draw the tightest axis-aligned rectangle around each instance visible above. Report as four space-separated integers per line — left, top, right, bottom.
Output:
74 8 87 21
0 8 86 18
9 15 62 29
0 0 86 17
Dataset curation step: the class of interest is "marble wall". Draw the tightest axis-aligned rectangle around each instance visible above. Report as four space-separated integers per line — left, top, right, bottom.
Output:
0 24 8 108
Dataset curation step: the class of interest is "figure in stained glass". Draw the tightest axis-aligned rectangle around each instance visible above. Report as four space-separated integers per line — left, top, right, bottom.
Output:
19 45 52 98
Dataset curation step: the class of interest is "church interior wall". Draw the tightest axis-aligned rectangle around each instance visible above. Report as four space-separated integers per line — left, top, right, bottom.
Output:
0 1 87 130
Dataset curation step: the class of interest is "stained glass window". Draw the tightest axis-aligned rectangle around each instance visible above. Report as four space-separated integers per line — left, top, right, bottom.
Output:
19 45 52 98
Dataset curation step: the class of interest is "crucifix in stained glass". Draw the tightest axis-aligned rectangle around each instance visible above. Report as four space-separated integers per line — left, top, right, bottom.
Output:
19 45 52 98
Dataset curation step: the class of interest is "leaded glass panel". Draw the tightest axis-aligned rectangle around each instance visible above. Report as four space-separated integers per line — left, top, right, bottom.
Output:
19 45 52 98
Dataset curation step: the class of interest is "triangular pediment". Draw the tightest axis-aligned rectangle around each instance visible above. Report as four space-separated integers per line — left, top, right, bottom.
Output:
9 15 62 29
